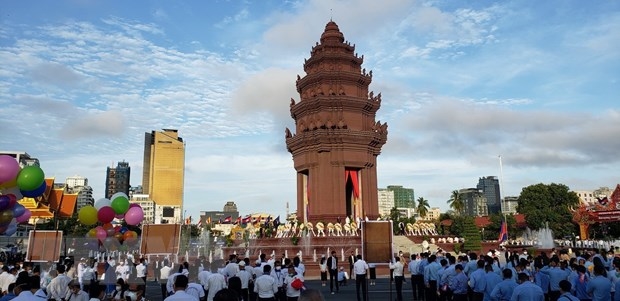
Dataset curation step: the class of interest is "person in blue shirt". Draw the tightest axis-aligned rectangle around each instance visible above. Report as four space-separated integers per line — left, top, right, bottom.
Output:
572 265 590 301
491 269 517 301
586 266 611 301
541 257 572 301
558 280 580 301
511 272 545 301
534 263 551 300
464 253 479 277
425 255 441 301
484 264 502 301
449 264 469 301
469 260 486 301
0 283 17 301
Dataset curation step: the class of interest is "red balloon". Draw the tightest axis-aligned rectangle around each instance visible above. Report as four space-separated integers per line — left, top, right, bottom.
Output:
97 206 115 224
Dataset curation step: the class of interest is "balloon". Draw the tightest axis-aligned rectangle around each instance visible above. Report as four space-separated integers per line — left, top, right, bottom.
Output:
4 224 17 236
115 214 124 219
16 166 45 191
129 203 141 209
97 206 115 224
0 196 9 211
94 198 111 210
0 210 13 225
119 226 128 234
11 204 25 218
78 206 98 226
0 179 17 190
103 236 119 250
0 225 8 235
21 181 47 198
0 155 20 184
114 232 124 242
2 187 22 204
87 228 98 238
124 207 144 226
96 227 107 241
16 209 31 223
110 195 129 214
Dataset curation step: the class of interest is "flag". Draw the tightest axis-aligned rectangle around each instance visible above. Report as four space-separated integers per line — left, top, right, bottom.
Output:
265 215 272 226
273 216 281 227
207 216 211 225
242 215 252 224
598 197 609 205
498 219 508 242
223 216 232 224
234 216 242 225
196 219 202 228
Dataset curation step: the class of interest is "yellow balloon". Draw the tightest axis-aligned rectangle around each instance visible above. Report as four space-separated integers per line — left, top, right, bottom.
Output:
0 179 17 190
78 205 98 226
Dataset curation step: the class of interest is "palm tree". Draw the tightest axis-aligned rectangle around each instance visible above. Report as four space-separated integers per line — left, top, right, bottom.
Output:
447 190 465 215
416 197 430 219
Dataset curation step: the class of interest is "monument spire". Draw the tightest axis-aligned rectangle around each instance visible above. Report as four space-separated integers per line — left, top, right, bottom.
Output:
286 21 388 223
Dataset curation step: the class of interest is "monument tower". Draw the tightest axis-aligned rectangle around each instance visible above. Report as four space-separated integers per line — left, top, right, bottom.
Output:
286 21 388 223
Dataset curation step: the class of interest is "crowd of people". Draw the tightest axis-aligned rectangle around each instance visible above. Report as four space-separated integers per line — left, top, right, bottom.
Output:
394 247 620 301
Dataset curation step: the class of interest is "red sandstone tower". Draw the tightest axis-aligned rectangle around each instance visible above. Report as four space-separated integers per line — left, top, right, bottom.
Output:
285 21 388 223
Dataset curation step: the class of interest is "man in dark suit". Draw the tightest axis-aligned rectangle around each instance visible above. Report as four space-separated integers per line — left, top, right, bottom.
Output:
348 251 356 280
326 251 339 294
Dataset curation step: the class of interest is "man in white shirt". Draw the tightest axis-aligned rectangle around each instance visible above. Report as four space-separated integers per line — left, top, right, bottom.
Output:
390 256 405 301
48 265 72 301
77 259 86 290
160 260 172 299
164 275 198 301
224 255 239 280
185 275 205 301
353 254 369 301
135 259 146 285
115 262 129 281
197 266 211 296
254 265 277 300
236 261 252 301
284 265 304 300
205 268 226 301
0 266 11 294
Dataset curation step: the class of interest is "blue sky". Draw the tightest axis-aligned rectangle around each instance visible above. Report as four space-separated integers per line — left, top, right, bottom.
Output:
1 0 618 221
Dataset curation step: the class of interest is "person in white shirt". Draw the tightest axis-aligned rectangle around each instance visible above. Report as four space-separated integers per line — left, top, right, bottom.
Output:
254 265 277 300
66 280 89 301
115 262 129 281
197 267 211 294
81 264 96 294
390 256 405 301
136 259 146 285
205 267 226 301
0 266 11 295
164 275 198 301
160 260 172 299
284 265 304 299
185 275 205 301
235 261 252 301
48 265 72 301
224 255 239 280
353 254 369 301
77 259 86 290
2 268 17 295
167 272 183 297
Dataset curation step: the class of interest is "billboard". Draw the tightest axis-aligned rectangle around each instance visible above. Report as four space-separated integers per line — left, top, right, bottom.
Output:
361 220 393 265
140 224 182 255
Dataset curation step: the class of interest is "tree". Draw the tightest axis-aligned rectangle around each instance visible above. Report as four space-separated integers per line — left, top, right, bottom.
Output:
416 197 430 219
461 217 482 251
389 207 400 234
517 183 580 238
447 190 465 215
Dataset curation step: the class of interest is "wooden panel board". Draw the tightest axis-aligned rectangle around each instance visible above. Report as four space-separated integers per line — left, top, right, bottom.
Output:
26 230 63 262
140 224 181 255
361 221 393 265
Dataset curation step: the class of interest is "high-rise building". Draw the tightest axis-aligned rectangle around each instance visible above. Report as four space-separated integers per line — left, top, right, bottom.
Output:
387 185 415 209
377 189 395 217
105 161 131 199
459 188 488 217
142 129 185 223
65 175 94 212
0 151 39 167
477 176 501 214
502 196 519 214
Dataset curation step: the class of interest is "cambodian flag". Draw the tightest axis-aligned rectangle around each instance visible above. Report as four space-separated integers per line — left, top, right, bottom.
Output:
498 220 508 242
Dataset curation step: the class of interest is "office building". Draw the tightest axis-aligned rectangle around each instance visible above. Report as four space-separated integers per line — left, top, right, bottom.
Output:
105 161 131 199
377 189 395 217
477 176 501 214
502 196 519 214
0 151 39 167
142 129 185 223
459 188 488 217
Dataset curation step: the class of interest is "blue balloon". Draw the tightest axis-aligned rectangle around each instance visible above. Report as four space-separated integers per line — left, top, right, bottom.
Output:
4 224 17 236
21 181 47 198
12 204 25 218
0 196 9 211
120 227 128 234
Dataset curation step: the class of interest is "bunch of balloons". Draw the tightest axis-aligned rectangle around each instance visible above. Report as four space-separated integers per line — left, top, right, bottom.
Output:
77 192 144 250
0 155 40 236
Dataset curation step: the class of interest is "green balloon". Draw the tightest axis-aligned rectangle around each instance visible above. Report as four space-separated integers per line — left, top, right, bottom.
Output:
111 196 130 214
16 166 45 191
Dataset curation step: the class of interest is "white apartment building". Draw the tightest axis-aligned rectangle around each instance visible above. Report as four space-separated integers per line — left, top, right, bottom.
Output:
130 194 157 224
378 189 395 217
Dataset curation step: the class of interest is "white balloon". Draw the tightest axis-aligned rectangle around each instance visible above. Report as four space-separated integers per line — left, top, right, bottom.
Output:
94 198 111 210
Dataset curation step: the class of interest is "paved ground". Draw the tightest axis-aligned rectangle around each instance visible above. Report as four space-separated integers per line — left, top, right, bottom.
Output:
145 277 417 301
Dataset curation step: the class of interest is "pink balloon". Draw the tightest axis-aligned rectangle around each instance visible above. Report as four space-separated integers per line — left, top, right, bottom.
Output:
97 206 115 224
129 203 141 209
15 209 31 223
0 155 20 184
115 213 125 219
96 227 107 241
124 206 144 226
